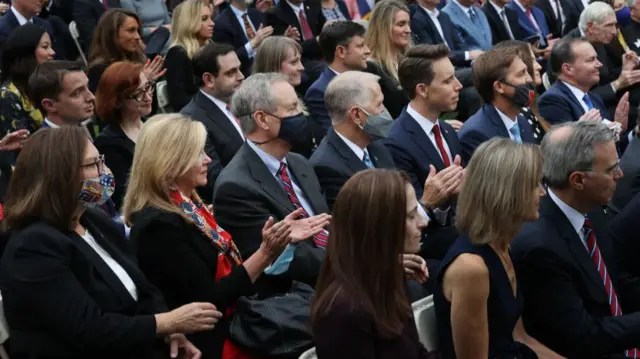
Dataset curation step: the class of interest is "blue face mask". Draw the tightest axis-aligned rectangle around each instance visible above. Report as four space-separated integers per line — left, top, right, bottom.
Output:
617 6 632 26
253 112 309 147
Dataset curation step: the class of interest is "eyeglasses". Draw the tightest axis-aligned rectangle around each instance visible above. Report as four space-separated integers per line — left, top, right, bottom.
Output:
82 154 105 174
127 81 156 102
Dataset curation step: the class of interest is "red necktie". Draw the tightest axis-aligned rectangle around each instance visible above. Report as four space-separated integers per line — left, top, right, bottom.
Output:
525 8 540 31
101 0 108 9
298 9 313 41
584 219 639 358
279 162 328 247
432 124 451 167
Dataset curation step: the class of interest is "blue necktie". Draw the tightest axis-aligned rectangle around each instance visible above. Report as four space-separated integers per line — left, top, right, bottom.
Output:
509 122 523 144
469 8 479 26
583 94 595 110
362 152 374 168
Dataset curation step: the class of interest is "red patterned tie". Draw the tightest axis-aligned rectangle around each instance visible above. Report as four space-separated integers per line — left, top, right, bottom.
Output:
432 124 451 167
584 219 639 358
298 9 314 41
279 162 328 247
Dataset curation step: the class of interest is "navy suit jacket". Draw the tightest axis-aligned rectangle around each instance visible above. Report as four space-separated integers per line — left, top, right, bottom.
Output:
411 5 469 67
441 2 492 50
309 128 395 210
384 109 461 198
458 104 536 163
507 1 551 46
0 11 54 63
535 0 562 38
538 81 609 125
264 0 324 60
212 7 264 75
304 66 336 139
481 2 525 44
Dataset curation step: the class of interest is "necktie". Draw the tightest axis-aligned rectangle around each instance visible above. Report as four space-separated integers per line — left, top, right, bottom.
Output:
583 219 640 358
242 13 256 40
432 124 451 167
583 94 595 110
101 0 108 9
500 10 514 39
278 163 328 247
509 122 523 144
298 9 314 40
362 152 374 168
468 8 479 26
525 8 540 32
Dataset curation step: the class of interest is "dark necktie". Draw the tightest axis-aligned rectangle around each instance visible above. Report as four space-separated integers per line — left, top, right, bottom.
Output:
432 124 451 167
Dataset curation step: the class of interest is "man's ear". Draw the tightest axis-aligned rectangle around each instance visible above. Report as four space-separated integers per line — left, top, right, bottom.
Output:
41 98 56 114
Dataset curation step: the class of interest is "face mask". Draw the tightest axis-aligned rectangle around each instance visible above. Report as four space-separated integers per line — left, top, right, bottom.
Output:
356 107 387 139
78 172 115 208
501 81 535 108
617 6 631 26
252 112 310 147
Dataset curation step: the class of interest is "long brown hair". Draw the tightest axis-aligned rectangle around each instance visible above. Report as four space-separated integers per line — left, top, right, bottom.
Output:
95 61 144 126
4 127 88 231
88 9 146 67
310 169 412 338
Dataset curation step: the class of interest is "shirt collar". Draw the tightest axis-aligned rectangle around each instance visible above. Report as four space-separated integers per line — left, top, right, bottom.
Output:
561 81 588 104
44 118 59 128
489 0 504 13
11 7 30 25
335 130 368 162
452 0 472 14
494 106 518 130
286 0 303 14
200 90 229 113
421 5 439 17
406 104 439 134
247 140 287 178
547 189 586 237
230 4 247 17
328 66 340 75
513 0 527 12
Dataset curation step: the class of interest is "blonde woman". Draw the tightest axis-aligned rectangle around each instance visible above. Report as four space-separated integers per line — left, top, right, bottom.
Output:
433 139 562 359
164 0 214 110
365 0 412 117
124 114 326 359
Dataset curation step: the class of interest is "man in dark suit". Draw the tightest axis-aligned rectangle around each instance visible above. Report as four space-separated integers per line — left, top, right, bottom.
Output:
459 46 537 162
512 120 640 358
562 0 585 35
0 0 55 62
214 73 329 291
610 126 640 215
181 43 245 202
304 21 370 139
73 0 121 52
482 0 525 44
535 0 564 38
212 0 271 75
508 0 553 47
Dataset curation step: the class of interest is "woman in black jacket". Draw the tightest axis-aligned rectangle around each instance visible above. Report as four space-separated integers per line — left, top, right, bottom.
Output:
123 114 329 359
0 126 221 359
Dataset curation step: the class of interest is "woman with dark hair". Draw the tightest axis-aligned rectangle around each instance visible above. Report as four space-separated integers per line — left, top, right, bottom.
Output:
0 126 222 359
311 168 435 358
87 8 165 94
94 61 154 209
0 24 55 138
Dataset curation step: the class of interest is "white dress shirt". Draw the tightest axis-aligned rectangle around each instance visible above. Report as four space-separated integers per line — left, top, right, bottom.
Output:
230 4 257 58
81 230 139 301
421 6 448 47
495 107 519 141
407 105 453 162
550 0 565 30
10 7 31 25
547 189 589 250
200 90 245 139
489 0 514 39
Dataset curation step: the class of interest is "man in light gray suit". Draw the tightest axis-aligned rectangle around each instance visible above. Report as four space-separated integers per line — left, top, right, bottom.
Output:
442 0 493 51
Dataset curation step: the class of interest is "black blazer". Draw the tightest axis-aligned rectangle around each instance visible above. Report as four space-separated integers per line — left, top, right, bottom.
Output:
610 135 640 215
611 192 640 295
212 6 264 76
561 0 583 36
535 0 562 38
212 143 327 291
73 0 121 52
264 0 325 60
88 62 109 94
481 2 524 45
180 91 238 201
309 128 395 210
365 60 408 119
0 208 168 359
511 195 640 358
129 206 254 359
164 46 197 111
411 6 469 68
94 124 135 211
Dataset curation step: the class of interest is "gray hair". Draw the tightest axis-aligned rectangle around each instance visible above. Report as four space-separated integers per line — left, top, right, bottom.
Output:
230 72 289 135
324 71 381 126
542 121 616 189
579 2 615 33
626 0 635 8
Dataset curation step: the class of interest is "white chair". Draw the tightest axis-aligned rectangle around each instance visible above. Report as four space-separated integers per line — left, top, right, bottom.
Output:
156 80 171 113
412 295 439 351
68 21 88 67
299 347 317 359
542 72 552 91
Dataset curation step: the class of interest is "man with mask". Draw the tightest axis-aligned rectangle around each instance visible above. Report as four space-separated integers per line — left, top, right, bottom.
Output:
458 46 538 163
213 73 330 293
181 42 245 201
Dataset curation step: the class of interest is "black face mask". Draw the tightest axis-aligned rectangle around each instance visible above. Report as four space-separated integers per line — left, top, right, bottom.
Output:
252 112 309 147
501 81 535 108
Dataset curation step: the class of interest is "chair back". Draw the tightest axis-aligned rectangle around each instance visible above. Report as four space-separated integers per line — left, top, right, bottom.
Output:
412 295 439 351
68 21 88 66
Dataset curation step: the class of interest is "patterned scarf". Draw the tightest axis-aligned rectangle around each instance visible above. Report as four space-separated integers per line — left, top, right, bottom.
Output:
170 190 242 265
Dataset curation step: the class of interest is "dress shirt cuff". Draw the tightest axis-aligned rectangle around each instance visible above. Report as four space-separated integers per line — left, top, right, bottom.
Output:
417 205 432 225
603 119 613 126
264 243 295 275
245 42 256 58
611 83 617 93
464 51 470 61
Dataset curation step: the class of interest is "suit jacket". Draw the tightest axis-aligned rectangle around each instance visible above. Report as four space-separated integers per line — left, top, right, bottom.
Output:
212 143 328 291
458 104 536 163
610 192 640 296
0 11 54 63
304 66 336 139
164 45 197 111
309 128 395 210
511 195 640 358
538 80 610 125
441 2 492 51
212 7 264 76
535 0 562 38
264 0 325 60
620 20 640 56
180 91 237 201
129 207 255 359
384 109 461 198
561 0 584 36
0 208 168 359
507 1 550 46
73 0 121 52
94 124 135 210
411 5 470 67
482 2 524 45
610 134 640 215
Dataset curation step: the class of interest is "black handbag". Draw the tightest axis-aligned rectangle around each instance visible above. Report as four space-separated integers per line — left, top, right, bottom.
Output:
228 281 315 358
